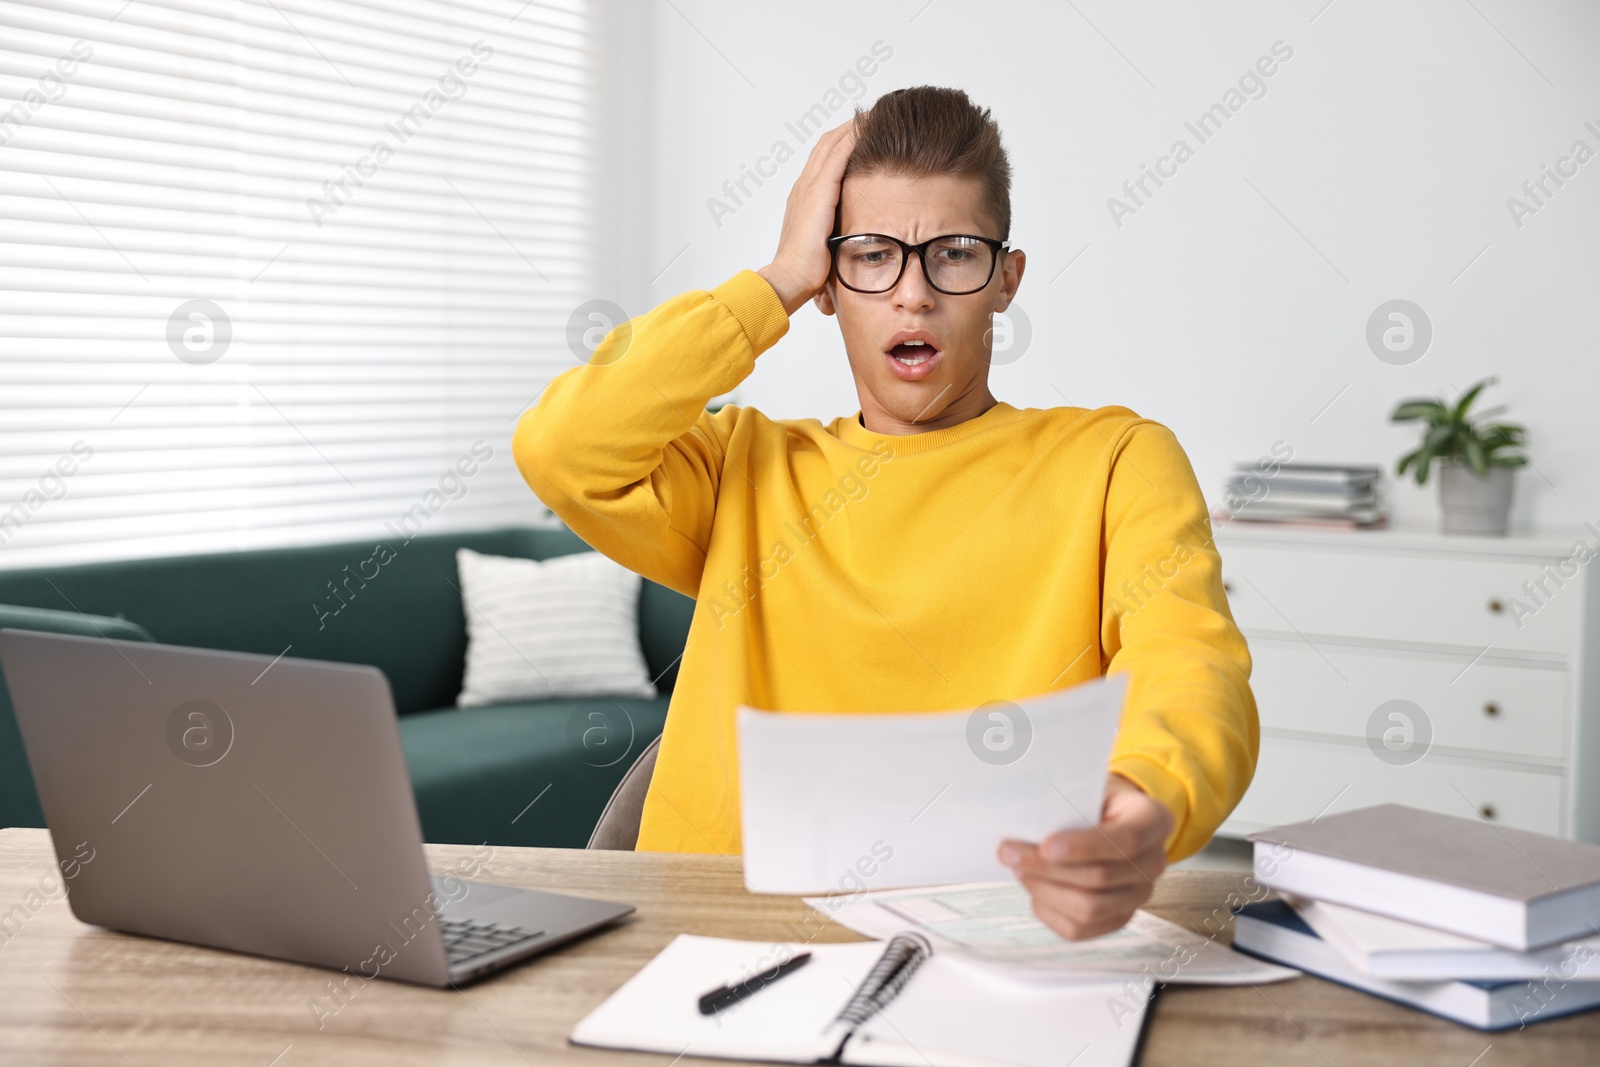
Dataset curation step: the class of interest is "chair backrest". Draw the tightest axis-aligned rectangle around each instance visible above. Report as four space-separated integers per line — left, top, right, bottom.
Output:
586 734 661 850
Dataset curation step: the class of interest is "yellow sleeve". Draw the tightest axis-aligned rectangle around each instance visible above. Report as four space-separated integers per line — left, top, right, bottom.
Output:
512 270 789 598
1098 419 1260 863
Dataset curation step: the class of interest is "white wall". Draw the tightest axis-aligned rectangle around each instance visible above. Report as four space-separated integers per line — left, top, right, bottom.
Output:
609 0 1600 532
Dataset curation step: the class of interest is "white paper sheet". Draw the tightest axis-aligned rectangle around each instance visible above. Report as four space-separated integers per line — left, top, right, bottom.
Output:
568 935 884 1061
804 881 1300 986
849 959 1153 1067
738 674 1128 894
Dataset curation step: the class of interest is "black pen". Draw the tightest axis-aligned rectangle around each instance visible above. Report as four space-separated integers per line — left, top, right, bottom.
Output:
697 952 813 1015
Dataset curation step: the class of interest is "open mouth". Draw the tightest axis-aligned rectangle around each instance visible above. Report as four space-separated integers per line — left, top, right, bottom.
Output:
888 341 937 366
883 331 942 380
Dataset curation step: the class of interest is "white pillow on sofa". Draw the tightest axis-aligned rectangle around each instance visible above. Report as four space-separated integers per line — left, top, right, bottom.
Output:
454 547 658 707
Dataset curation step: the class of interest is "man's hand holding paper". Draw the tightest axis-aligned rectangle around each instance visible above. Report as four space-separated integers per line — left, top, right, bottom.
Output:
738 671 1168 943
998 772 1175 940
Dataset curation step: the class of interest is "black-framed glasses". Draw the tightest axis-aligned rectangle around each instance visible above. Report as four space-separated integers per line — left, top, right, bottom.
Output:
826 232 1009 295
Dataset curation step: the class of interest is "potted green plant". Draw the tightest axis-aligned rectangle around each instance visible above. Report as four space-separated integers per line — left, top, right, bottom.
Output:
1391 377 1527 536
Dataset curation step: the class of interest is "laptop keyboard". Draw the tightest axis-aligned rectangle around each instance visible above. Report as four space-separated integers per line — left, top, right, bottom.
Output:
440 917 546 966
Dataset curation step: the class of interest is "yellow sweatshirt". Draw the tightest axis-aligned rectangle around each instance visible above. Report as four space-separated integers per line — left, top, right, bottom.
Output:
513 269 1258 862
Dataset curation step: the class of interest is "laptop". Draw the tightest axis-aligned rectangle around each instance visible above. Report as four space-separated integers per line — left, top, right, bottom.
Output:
0 627 635 986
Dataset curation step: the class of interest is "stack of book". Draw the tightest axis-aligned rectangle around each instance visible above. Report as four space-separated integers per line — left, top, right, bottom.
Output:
1233 804 1600 1030
1216 463 1386 528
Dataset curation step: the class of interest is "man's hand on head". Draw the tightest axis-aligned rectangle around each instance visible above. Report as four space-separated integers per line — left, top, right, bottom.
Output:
757 119 857 317
997 773 1174 941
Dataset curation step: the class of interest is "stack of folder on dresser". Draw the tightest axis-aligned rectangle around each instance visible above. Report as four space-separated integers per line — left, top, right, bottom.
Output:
1234 803 1600 1030
1217 462 1387 528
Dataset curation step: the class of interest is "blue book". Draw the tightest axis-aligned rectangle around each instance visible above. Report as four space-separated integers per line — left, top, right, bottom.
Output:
1232 900 1600 1031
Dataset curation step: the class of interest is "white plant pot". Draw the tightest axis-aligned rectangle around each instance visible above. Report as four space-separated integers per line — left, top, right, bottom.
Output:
1437 462 1515 536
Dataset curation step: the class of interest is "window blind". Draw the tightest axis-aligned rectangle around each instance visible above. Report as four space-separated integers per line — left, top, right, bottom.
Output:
0 0 595 568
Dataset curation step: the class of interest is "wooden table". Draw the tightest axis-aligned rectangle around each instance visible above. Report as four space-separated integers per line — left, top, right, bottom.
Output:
1 828 1596 1065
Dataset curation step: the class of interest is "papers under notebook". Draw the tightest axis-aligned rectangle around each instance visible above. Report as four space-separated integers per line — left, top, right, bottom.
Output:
568 933 1155 1067
738 674 1128 893
805 881 1299 986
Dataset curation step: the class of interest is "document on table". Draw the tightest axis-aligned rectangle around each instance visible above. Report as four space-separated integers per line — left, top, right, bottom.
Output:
738 674 1128 894
803 881 1300 986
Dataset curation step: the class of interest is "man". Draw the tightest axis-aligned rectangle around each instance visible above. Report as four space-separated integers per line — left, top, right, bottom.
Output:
515 86 1258 940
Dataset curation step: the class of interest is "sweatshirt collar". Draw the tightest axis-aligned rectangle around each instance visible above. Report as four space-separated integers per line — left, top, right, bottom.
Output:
833 400 1025 455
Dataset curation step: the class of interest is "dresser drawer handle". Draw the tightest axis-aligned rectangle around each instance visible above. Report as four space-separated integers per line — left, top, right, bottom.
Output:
1487 598 1505 614
1480 804 1497 820
1483 701 1500 718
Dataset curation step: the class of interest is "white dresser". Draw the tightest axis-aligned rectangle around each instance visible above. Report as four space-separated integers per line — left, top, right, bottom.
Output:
1214 522 1600 842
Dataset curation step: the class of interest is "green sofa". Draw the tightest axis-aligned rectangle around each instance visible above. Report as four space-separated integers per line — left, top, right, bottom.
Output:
0 525 693 848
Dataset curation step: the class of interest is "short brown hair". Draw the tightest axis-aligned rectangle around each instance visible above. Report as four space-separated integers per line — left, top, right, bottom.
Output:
843 86 1012 240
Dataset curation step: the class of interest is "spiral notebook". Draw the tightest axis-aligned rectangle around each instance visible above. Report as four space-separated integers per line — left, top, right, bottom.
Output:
569 933 1155 1067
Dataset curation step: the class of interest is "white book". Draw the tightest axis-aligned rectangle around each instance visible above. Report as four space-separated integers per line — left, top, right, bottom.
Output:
1249 804 1600 950
1232 901 1600 1031
570 933 1154 1067
1286 894 1600 980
